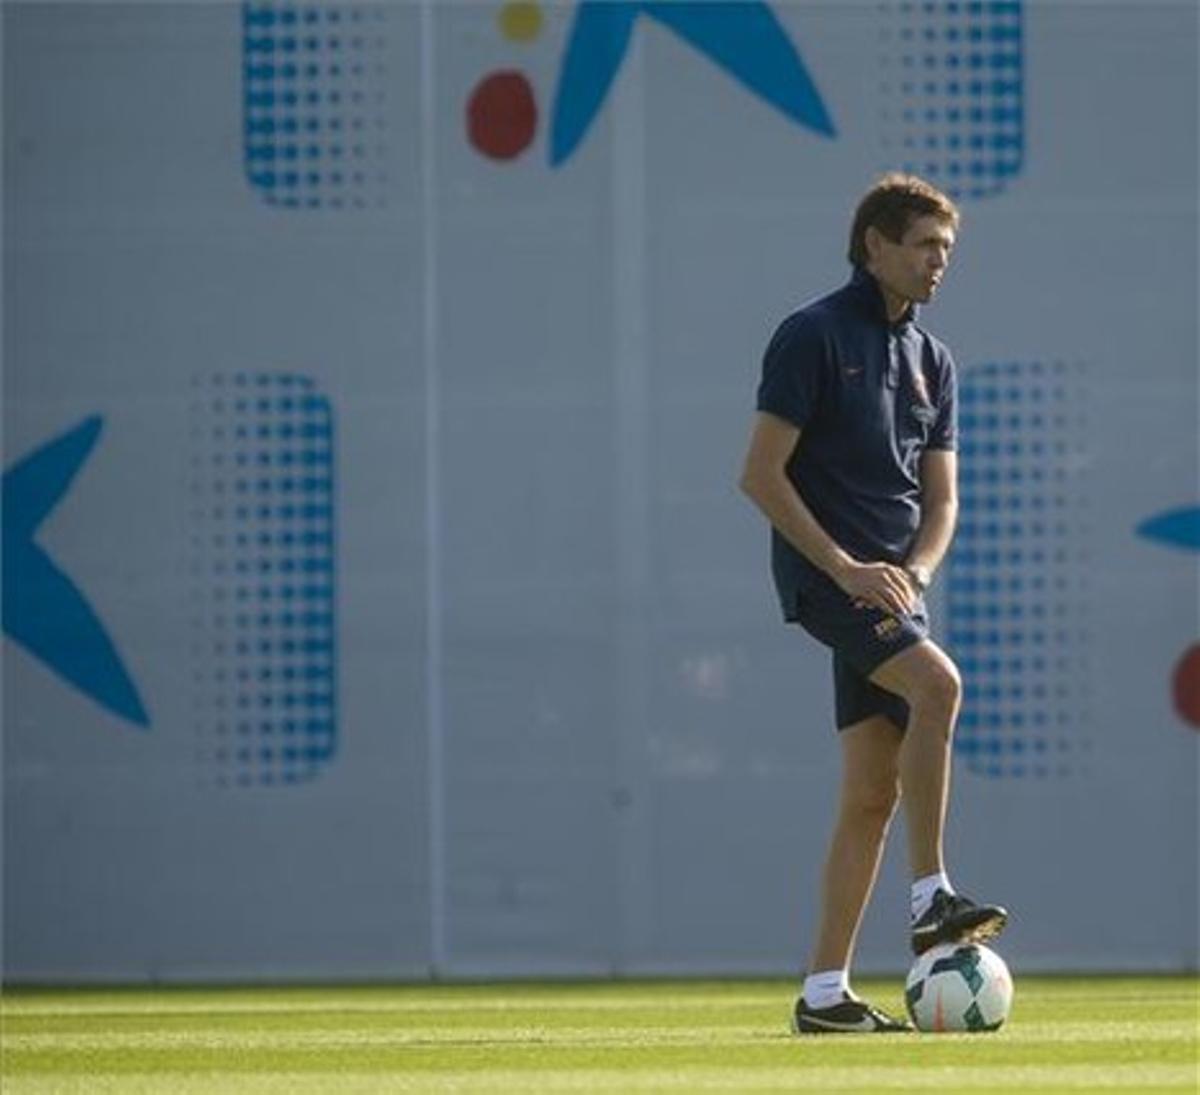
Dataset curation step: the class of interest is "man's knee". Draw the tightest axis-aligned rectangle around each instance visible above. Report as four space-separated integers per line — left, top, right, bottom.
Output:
838 715 903 825
917 657 962 714
873 644 962 715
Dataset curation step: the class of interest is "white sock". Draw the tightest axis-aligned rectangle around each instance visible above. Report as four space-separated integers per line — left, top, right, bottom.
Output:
911 871 954 922
803 968 850 1009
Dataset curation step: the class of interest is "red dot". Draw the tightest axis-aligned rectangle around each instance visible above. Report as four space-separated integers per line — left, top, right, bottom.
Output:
1171 643 1200 728
466 70 537 161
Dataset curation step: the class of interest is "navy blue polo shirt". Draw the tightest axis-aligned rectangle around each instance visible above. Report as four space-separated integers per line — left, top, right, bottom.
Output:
756 268 957 620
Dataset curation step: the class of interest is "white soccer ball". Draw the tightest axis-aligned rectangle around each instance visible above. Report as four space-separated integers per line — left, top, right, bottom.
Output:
905 942 1013 1032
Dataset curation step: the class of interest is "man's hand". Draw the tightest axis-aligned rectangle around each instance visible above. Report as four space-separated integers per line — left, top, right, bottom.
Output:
834 560 919 616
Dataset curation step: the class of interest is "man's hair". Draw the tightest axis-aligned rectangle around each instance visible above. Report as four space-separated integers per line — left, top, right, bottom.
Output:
847 173 960 268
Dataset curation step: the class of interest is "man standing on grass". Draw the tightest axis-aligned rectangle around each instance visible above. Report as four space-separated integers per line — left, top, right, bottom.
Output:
739 173 1008 1034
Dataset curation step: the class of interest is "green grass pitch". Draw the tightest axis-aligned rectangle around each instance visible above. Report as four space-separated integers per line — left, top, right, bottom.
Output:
2 976 1196 1093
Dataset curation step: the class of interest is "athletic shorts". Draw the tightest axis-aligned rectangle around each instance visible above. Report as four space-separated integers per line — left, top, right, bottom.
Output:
789 570 929 732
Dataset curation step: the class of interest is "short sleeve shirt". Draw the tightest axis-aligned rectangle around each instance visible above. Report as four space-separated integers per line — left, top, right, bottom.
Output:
755 268 957 620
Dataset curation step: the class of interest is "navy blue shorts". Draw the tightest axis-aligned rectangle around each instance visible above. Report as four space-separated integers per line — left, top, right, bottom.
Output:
789 571 928 732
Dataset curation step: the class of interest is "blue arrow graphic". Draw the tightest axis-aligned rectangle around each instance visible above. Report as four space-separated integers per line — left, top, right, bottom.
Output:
3 416 150 726
550 0 835 167
1136 507 1200 553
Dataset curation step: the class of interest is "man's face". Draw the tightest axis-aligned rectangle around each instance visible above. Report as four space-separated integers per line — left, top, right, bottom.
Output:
867 214 956 307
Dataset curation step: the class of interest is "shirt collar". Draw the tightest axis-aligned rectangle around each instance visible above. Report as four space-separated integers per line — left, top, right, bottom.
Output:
848 267 918 331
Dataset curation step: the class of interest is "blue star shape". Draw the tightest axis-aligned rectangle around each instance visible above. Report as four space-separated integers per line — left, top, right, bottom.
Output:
550 1 836 166
3 416 149 727
1138 507 1200 552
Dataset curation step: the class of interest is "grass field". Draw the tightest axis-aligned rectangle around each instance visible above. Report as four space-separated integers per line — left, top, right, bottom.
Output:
1 977 1196 1093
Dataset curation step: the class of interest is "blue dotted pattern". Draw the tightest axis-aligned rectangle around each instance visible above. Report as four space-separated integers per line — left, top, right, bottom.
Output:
242 3 390 210
947 361 1090 779
880 0 1024 199
190 373 338 788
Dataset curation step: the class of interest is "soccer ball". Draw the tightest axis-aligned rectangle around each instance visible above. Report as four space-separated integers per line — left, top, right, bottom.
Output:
905 942 1013 1032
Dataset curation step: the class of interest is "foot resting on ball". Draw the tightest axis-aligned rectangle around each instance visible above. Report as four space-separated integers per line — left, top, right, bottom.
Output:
792 993 914 1034
911 889 1008 956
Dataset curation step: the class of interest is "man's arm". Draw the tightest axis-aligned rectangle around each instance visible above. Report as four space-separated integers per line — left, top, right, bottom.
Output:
904 449 959 591
738 411 916 615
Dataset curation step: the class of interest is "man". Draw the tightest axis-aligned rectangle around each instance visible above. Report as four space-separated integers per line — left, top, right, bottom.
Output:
739 174 1008 1034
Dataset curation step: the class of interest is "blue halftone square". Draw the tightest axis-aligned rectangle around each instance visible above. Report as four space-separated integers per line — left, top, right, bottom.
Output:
947 361 1091 778
878 0 1025 199
242 2 391 210
190 372 338 787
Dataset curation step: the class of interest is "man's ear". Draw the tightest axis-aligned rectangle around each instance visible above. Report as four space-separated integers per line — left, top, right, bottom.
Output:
863 224 885 264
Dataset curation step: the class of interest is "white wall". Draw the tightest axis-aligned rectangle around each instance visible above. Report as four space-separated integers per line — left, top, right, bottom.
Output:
3 0 1196 982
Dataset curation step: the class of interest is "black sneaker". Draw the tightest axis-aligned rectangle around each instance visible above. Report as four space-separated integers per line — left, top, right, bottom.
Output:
911 889 1008 955
792 993 914 1034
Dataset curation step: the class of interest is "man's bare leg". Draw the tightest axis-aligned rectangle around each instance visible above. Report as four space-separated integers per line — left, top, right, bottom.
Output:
869 639 961 878
808 715 903 975
870 638 1008 953
795 714 913 1032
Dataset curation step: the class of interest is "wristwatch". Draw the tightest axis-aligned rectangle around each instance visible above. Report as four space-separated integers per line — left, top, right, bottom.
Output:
904 564 931 593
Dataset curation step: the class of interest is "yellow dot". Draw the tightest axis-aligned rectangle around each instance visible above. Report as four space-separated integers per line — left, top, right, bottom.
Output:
498 1 542 43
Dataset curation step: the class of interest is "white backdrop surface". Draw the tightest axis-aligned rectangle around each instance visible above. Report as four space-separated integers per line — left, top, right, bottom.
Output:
2 0 1197 982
